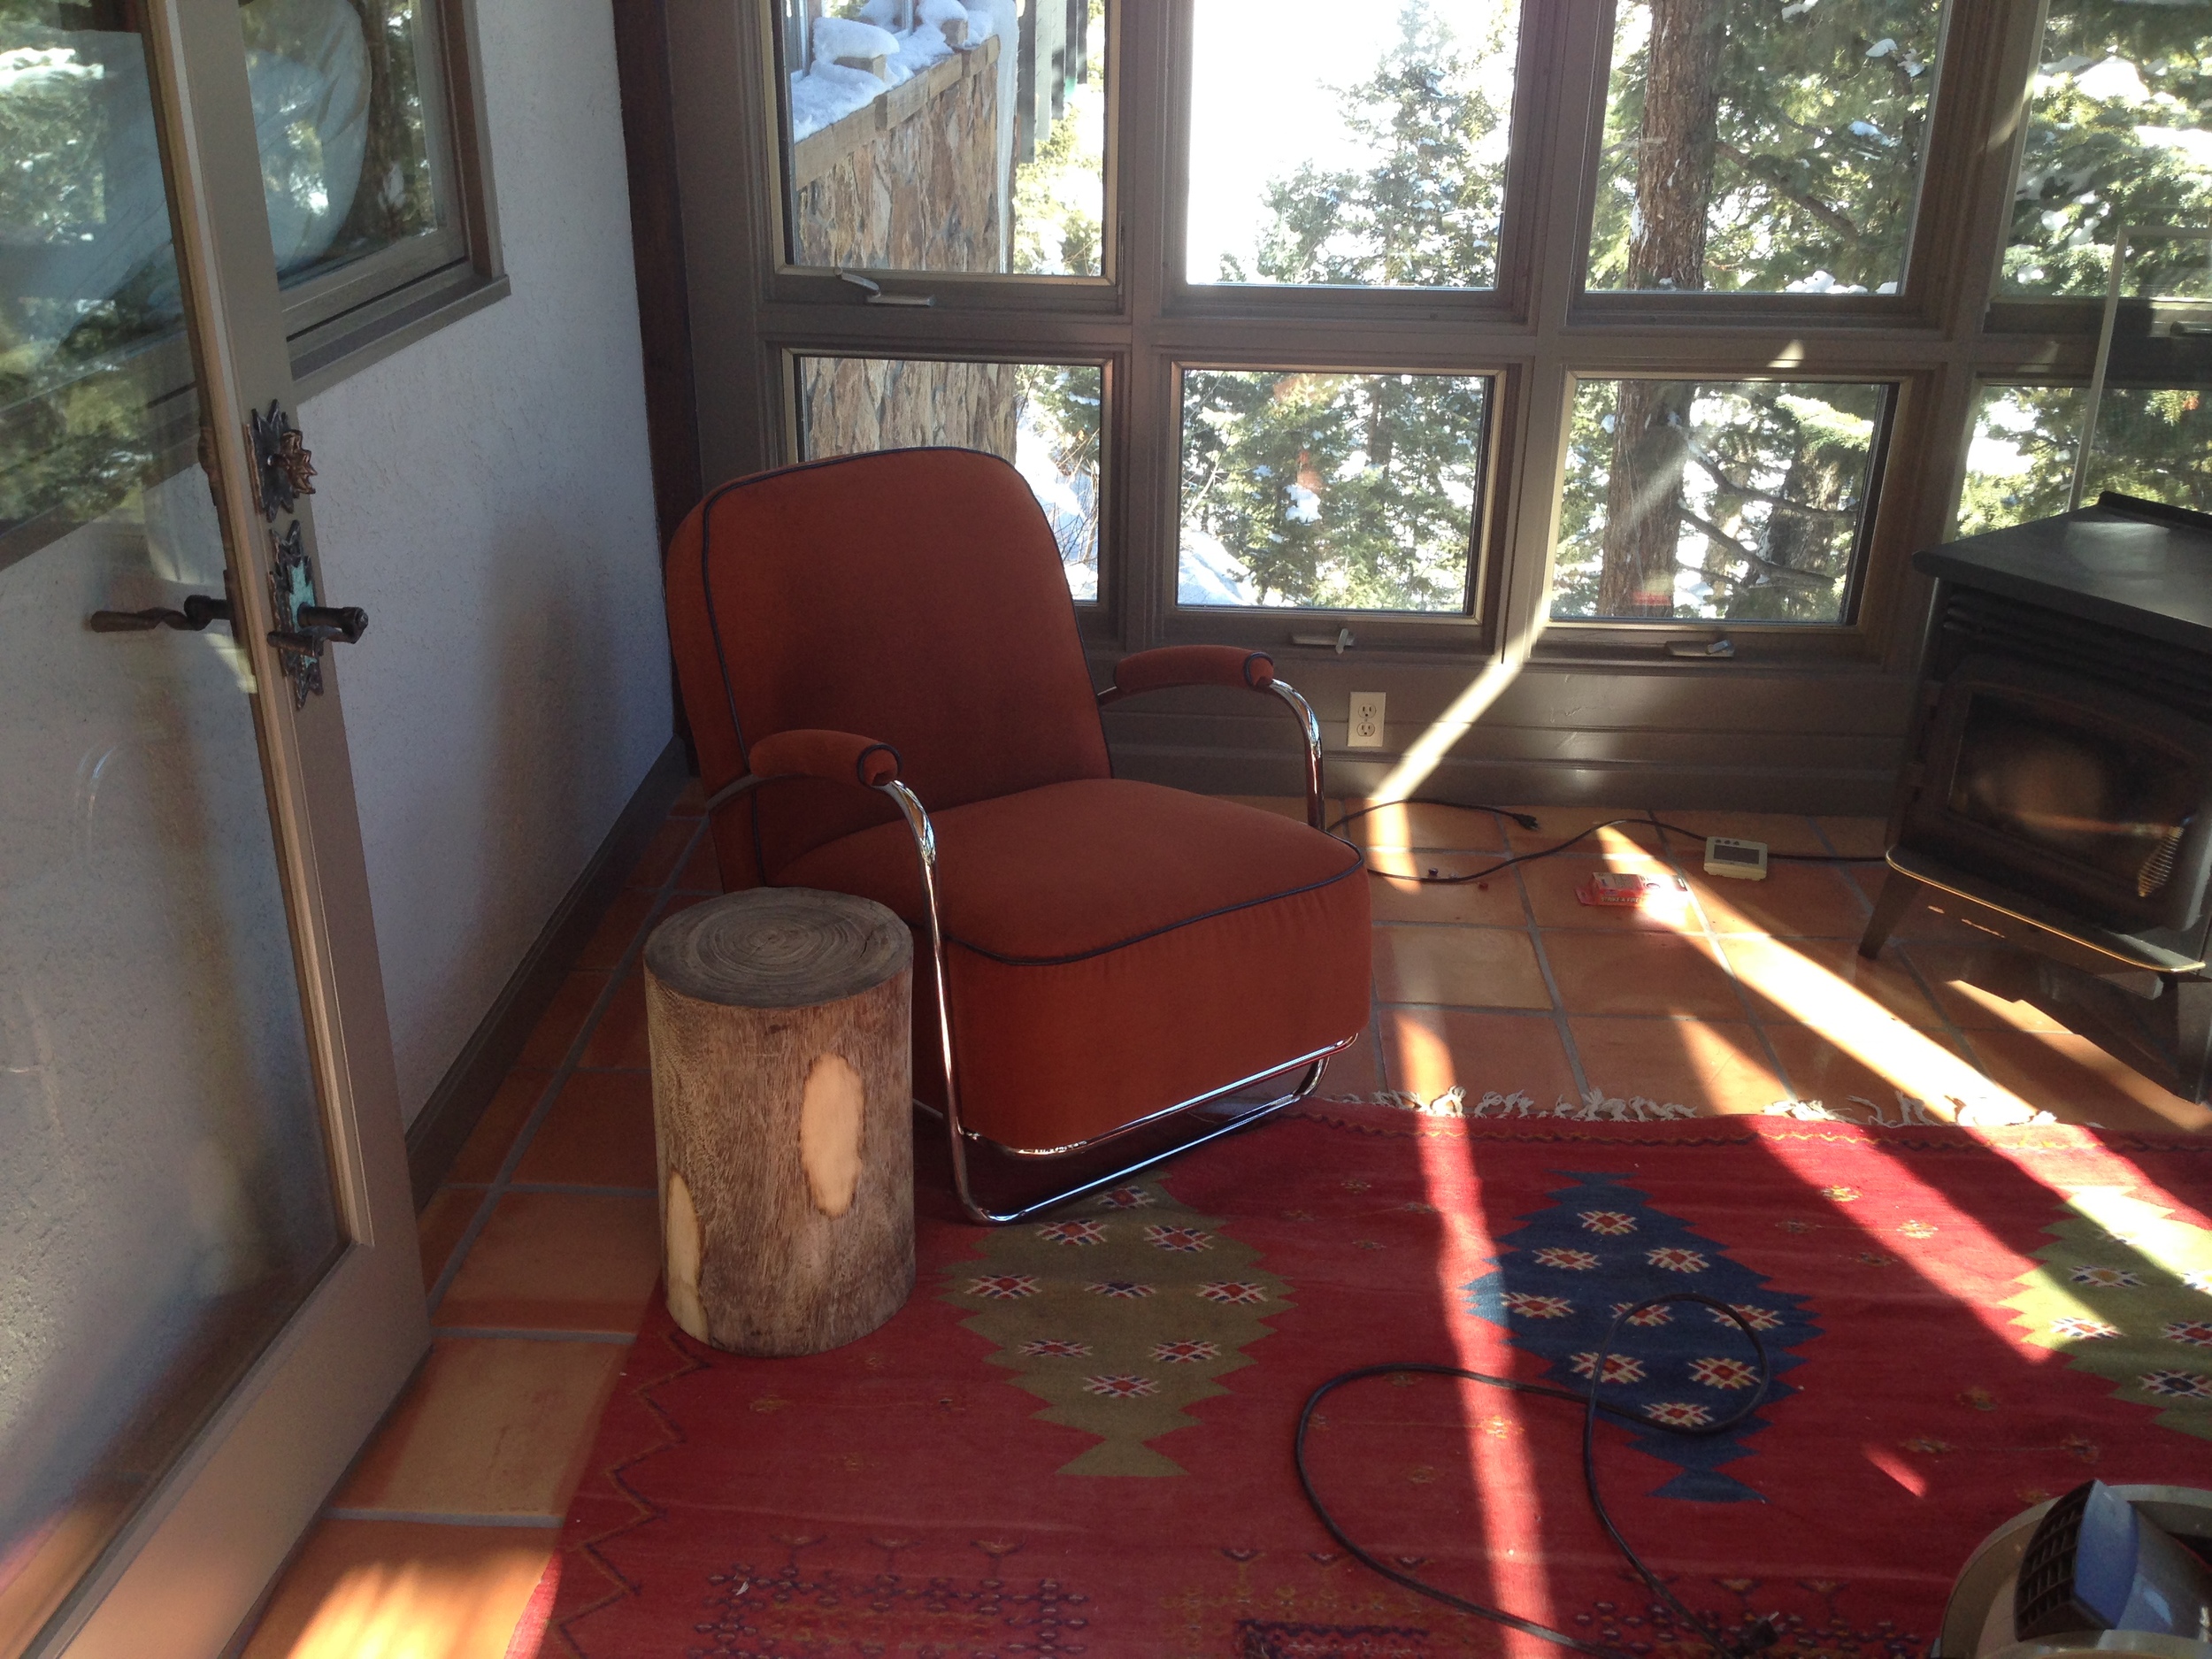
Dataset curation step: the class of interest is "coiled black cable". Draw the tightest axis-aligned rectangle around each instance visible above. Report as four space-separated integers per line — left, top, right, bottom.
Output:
1295 1292 1783 1659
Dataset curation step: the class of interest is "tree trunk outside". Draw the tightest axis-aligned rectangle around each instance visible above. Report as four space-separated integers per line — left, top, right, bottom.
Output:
1597 0 1724 618
336 0 403 253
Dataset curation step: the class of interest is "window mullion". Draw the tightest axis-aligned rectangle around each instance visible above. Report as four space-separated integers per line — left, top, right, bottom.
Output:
1912 0 2048 340
1522 0 1618 334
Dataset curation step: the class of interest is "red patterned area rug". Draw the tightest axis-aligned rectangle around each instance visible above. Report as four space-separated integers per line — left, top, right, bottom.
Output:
549 1105 2212 1659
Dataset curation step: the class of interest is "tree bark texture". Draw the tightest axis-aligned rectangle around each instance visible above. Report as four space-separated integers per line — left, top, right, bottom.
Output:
1599 0 1724 618
643 888 915 1356
336 0 404 252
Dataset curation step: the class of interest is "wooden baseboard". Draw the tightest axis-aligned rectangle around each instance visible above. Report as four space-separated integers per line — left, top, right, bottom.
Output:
404 737 690 1207
1110 743 1898 817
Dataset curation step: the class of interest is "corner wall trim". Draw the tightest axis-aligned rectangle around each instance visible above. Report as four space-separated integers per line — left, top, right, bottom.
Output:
404 736 689 1207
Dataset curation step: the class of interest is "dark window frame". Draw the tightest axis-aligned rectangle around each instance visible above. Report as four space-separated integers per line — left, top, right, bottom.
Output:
686 0 2146 682
281 0 508 397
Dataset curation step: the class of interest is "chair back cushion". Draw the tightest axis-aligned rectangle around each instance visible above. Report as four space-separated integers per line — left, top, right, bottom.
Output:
665 449 1111 883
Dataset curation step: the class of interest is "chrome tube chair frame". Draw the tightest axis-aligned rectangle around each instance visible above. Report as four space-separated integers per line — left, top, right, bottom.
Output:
703 676 1350 1224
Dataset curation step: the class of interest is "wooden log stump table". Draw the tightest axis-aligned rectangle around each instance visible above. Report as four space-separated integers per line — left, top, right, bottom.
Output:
642 887 914 1356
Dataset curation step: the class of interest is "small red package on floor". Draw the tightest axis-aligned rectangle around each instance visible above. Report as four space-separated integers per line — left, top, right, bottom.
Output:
1578 871 1661 907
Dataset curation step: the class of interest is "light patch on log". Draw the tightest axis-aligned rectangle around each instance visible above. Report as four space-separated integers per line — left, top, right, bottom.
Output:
664 1168 708 1340
799 1052 864 1217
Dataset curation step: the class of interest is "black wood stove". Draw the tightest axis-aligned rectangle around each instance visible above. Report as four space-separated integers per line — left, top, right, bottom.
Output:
1862 491 2212 1106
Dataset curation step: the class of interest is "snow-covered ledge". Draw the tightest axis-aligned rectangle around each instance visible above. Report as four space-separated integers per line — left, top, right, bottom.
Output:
792 32 998 191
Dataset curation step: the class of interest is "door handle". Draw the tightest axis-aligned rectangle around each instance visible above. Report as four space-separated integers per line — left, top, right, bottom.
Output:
88 594 233 633
268 604 367 652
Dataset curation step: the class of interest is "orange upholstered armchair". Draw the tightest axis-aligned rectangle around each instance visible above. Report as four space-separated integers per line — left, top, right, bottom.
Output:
664 448 1371 1222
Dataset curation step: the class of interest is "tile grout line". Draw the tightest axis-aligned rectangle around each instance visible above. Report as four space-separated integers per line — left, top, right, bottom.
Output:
1363 803 1548 1102
322 1509 565 1530
1648 809 1800 1103
423 812 706 1318
355 811 710 1535
430 1326 641 1344
1364 950 1390 1099
1377 1002 1747 1020
1514 855 1591 1106
1821 814 1998 1086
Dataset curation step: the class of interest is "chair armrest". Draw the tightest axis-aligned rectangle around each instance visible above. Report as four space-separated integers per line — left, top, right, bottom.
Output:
1097 645 1275 705
750 728 902 787
1096 647 1326 832
703 729 902 815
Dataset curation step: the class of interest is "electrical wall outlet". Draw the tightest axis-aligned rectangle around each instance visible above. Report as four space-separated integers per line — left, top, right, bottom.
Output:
1348 691 1386 749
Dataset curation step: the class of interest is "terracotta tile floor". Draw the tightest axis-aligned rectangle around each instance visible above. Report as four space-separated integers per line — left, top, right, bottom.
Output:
242 791 2208 1655
1343 803 2209 1137
240 780 714 1659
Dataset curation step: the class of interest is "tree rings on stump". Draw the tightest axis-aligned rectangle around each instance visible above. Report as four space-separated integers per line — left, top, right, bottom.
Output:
643 887 914 1356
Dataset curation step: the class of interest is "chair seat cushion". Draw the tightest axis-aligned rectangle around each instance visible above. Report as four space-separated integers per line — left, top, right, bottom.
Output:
776 779 1371 1151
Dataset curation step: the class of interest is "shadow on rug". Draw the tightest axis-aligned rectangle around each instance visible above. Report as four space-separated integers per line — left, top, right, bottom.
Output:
548 1104 2211 1659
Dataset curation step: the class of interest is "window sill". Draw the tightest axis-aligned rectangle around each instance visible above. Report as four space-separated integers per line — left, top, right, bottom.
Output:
289 267 512 403
1526 634 1893 672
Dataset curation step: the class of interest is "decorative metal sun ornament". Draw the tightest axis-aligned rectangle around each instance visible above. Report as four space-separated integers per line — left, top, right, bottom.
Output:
92 398 367 697
267 521 325 708
248 399 317 521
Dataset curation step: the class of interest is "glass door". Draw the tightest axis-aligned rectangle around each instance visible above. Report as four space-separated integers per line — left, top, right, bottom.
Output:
0 1 424 1654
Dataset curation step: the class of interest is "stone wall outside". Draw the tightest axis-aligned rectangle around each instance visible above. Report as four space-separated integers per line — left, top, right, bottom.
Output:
791 36 1002 272
792 37 1018 465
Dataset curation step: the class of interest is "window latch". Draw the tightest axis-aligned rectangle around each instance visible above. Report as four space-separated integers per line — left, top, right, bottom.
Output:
1665 636 1735 659
839 271 934 308
1290 627 1356 654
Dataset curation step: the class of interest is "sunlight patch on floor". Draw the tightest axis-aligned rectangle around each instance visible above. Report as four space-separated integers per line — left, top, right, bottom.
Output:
250 1542 554 1659
1860 1441 1927 1498
1660 911 2044 1125
2059 1187 2212 1293
1392 1015 1455 1102
1755 1128 2072 1356
1411 1124 1561 1640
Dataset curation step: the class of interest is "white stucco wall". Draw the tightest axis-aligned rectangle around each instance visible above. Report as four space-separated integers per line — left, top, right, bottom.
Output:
302 0 669 1124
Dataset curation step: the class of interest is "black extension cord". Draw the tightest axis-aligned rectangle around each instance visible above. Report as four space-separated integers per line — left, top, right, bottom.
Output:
1325 800 1881 887
1295 1292 1786 1659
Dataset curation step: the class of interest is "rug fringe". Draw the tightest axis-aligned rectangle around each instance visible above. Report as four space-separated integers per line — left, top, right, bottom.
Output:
1329 1085 2057 1128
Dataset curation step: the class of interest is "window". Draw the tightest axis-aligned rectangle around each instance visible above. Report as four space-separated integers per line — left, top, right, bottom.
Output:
0 8 192 549
2004 0 2212 297
263 0 501 378
1957 386 2085 537
1588 0 1939 295
1 0 499 557
694 0 2170 681
1184 4 1517 289
795 356 1104 597
776 0 1106 276
1554 380 1886 623
1177 370 1489 610
247 0 480 335
1959 381 2212 536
